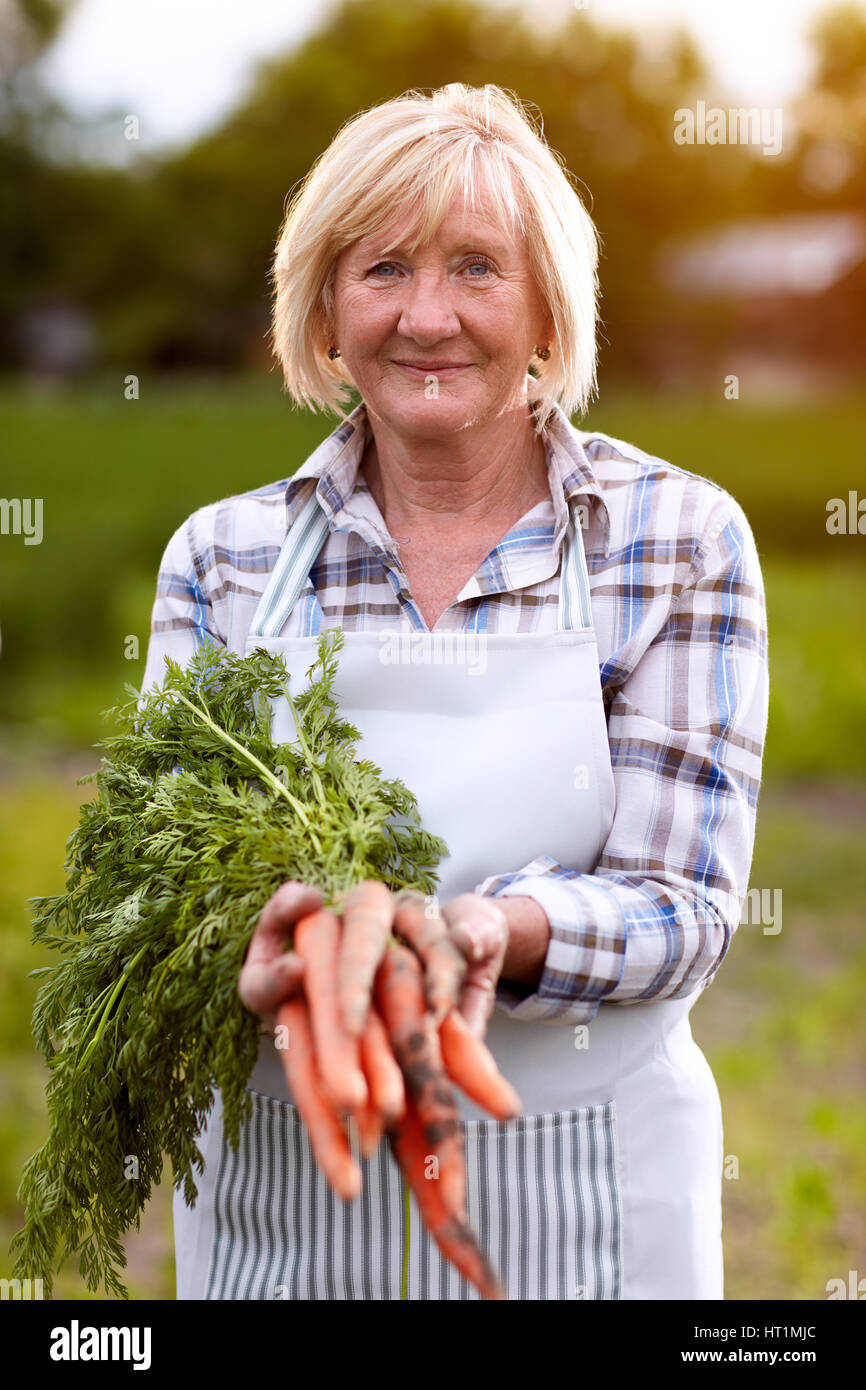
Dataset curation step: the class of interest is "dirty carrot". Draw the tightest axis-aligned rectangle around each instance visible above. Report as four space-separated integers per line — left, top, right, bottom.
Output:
439 1008 522 1121
293 908 367 1113
277 998 362 1201
390 1095 505 1301
375 944 465 1220
337 880 395 1036
393 890 467 1024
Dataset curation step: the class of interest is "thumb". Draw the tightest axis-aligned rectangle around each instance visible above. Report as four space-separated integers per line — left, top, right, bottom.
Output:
238 952 305 1015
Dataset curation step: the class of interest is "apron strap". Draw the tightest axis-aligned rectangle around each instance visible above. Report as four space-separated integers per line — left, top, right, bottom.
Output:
249 485 593 639
249 486 330 639
558 497 593 632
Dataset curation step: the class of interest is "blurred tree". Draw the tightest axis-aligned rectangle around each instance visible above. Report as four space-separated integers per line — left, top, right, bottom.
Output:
0 0 95 368
2 0 860 385
102 0 747 385
794 2 866 205
0 0 73 141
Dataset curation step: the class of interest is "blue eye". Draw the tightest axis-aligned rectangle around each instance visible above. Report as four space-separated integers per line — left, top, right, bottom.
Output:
366 257 495 279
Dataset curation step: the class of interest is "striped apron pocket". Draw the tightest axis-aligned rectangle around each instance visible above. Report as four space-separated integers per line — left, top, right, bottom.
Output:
204 1090 406 1300
204 1092 622 1301
412 1103 623 1300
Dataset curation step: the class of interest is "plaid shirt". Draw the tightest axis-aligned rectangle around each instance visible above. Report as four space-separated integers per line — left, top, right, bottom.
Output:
143 396 768 1024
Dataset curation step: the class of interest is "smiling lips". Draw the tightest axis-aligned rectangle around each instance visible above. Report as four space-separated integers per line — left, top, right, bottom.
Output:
393 361 471 375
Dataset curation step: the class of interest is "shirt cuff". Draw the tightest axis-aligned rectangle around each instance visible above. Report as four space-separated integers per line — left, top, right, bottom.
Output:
475 865 626 1025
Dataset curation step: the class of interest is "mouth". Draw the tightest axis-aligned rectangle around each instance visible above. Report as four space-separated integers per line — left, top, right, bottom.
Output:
392 361 472 377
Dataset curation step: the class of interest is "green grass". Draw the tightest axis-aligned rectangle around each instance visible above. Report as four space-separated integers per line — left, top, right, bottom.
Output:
2 376 865 774
0 771 174 1299
689 784 866 1299
583 386 866 560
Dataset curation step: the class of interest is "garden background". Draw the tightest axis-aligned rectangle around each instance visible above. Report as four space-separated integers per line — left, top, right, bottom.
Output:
1 0 864 1299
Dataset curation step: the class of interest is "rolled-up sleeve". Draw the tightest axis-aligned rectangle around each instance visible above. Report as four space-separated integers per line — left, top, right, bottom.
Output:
477 493 769 1024
141 509 225 696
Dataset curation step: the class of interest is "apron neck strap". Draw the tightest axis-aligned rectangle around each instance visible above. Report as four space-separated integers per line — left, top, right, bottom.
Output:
250 486 330 639
249 486 593 640
558 497 593 631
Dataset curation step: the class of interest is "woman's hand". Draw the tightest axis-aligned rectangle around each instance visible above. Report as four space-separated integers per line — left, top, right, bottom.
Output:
238 880 523 1202
238 878 397 1032
238 879 404 1187
438 894 509 1037
390 890 508 1039
239 879 549 1046
237 880 322 1032
393 890 550 1038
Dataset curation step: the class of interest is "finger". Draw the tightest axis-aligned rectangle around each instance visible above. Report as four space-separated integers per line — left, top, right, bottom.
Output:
456 966 504 1038
443 902 507 967
393 891 468 1026
277 998 362 1201
337 880 395 1037
244 881 325 969
439 899 507 1038
294 908 368 1114
352 1101 386 1159
238 950 305 1015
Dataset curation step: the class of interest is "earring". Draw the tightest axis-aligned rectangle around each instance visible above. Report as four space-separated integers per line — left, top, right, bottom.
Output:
328 346 341 360
535 345 551 361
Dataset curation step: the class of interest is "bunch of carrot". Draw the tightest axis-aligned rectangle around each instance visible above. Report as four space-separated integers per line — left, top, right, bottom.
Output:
276 881 521 1301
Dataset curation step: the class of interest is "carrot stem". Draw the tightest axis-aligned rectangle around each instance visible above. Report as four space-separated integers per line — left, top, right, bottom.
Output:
401 1175 410 1301
171 689 323 852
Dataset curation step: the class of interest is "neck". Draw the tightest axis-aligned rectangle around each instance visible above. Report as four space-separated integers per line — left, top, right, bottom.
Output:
360 402 549 537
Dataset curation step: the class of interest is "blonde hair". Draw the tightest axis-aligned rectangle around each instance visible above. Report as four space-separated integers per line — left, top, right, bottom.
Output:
269 83 600 430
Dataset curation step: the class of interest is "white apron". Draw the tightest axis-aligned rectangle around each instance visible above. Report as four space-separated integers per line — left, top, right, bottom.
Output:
173 485 724 1301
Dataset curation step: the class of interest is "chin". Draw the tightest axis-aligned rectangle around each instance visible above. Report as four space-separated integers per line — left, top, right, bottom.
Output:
369 388 489 435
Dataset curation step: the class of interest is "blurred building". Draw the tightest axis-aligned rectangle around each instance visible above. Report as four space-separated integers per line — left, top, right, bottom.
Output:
11 300 95 379
654 213 866 396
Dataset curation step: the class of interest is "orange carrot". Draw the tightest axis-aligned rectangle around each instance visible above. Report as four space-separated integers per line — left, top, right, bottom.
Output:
393 891 467 1025
277 998 361 1201
390 1095 505 1301
293 908 367 1113
375 944 465 1221
439 1009 522 1121
360 1004 405 1125
337 880 395 1036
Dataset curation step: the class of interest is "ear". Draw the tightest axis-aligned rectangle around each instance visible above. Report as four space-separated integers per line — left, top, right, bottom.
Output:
313 304 335 356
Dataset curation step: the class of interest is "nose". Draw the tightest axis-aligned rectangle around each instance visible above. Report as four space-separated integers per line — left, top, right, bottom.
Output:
395 267 461 345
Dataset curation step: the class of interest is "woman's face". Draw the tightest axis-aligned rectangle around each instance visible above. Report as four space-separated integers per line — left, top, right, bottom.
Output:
330 182 553 440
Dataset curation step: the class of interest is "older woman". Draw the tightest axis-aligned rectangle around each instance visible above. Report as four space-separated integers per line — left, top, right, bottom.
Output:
143 83 768 1300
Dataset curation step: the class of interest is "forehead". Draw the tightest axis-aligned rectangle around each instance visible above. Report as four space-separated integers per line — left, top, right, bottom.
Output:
349 179 525 261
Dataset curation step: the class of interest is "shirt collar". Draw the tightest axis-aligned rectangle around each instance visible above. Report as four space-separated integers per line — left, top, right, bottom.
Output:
284 384 611 564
